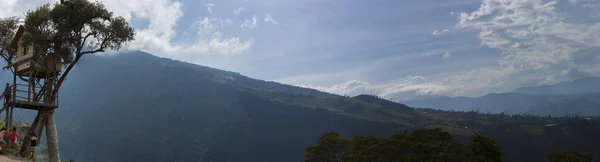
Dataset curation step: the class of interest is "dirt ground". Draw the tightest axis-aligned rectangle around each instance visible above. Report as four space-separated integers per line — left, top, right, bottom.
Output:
0 155 29 162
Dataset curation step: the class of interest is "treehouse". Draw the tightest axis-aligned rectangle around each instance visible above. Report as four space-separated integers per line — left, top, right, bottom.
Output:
3 25 61 110
9 25 62 77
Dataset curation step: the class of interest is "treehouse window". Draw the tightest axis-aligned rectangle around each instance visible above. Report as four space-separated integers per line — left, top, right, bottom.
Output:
21 41 28 56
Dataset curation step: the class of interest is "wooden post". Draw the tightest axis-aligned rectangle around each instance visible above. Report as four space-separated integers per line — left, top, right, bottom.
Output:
4 105 8 129
28 81 31 102
7 107 12 131
45 111 60 162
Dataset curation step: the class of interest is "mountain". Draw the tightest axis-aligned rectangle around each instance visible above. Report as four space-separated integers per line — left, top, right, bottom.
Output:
514 77 600 95
15 51 600 162
404 77 600 116
403 92 600 116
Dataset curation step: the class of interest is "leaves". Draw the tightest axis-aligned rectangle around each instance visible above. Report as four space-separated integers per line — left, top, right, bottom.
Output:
468 132 502 162
305 128 500 162
305 132 351 162
49 0 134 62
0 16 20 64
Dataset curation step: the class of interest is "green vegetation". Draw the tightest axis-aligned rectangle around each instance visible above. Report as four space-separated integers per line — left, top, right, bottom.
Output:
305 128 501 162
307 128 593 162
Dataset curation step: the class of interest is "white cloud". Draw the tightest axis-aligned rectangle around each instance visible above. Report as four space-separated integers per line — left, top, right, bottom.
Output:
0 0 58 18
241 15 258 30
301 80 378 96
72 0 256 66
264 13 278 25
205 3 215 14
432 29 450 36
569 0 598 4
443 52 451 58
301 0 600 101
99 0 252 58
301 76 454 100
233 7 243 16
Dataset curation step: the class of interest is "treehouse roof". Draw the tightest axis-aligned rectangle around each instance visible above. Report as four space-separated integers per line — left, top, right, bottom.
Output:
9 25 25 50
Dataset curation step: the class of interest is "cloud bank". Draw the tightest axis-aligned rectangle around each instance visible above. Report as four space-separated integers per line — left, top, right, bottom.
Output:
302 0 600 101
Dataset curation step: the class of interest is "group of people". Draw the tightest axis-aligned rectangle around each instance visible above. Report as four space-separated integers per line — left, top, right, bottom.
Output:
0 127 38 160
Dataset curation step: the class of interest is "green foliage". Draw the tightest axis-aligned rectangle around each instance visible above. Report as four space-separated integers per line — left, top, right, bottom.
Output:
305 128 500 162
0 16 20 63
468 132 502 162
23 3 54 46
548 151 593 162
15 0 136 69
305 132 351 162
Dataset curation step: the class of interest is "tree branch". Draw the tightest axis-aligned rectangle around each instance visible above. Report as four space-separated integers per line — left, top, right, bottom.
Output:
81 48 104 55
53 53 82 93
80 34 112 55
81 32 94 50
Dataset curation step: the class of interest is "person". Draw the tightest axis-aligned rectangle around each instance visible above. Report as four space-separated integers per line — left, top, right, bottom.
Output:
0 128 6 150
6 127 18 150
8 127 18 143
3 83 10 102
29 133 37 161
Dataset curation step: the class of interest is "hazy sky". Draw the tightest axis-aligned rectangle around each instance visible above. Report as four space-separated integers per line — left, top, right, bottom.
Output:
2 0 600 100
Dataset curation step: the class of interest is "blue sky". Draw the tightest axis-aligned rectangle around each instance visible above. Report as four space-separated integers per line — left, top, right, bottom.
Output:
2 0 600 101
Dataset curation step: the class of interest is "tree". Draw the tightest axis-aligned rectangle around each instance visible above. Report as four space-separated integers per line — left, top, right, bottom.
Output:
467 132 502 162
403 128 471 162
305 132 351 162
305 128 499 162
1 0 135 161
0 17 20 68
548 151 593 162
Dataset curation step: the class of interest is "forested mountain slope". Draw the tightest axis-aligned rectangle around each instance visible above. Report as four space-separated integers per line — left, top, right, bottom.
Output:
36 51 600 162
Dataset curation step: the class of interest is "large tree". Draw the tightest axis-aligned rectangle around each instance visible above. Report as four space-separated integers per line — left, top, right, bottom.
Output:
0 0 135 161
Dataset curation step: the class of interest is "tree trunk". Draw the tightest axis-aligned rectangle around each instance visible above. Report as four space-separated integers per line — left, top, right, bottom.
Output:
45 111 60 162
19 112 47 157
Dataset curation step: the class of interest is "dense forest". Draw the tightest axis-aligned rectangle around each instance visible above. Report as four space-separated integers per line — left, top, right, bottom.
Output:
305 128 594 162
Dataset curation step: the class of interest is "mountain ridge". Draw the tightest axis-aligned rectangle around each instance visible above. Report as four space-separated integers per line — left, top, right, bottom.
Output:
514 77 600 95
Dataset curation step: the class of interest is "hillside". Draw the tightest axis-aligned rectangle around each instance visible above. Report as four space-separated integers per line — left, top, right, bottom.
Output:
20 51 600 162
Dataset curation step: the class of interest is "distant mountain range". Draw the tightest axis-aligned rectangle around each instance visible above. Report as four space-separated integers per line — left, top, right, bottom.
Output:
403 77 600 116
9 51 599 162
514 77 600 95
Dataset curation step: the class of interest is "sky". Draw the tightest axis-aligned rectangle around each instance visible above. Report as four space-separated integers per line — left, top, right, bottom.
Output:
2 0 600 101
